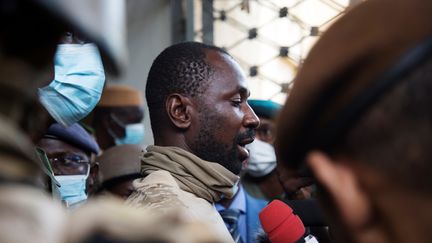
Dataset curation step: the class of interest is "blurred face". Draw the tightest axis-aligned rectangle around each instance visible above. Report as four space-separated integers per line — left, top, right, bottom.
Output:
95 106 144 149
255 117 276 144
189 51 260 175
37 138 90 176
106 179 136 200
107 106 144 139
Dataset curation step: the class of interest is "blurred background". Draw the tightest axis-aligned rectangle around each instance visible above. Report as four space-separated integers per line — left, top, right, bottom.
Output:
111 0 363 145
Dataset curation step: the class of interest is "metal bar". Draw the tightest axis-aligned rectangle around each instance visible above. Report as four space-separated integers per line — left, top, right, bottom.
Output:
185 0 195 41
171 0 186 43
202 0 214 44
320 0 345 11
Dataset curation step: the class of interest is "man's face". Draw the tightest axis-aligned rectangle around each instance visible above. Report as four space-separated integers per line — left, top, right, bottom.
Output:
37 138 90 176
107 106 144 139
256 117 276 144
189 51 260 175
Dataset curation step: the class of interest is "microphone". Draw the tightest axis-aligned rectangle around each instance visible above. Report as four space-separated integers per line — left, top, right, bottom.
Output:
259 200 319 243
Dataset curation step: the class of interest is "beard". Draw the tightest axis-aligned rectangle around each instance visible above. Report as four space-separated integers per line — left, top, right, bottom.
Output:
189 111 255 175
192 132 241 174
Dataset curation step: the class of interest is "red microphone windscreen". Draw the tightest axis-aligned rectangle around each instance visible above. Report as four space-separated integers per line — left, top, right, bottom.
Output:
259 200 306 243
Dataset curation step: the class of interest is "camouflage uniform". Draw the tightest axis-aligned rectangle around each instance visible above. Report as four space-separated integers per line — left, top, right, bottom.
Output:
127 170 235 243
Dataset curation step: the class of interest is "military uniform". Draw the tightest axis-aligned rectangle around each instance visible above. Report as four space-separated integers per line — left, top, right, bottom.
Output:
0 100 66 243
126 146 238 243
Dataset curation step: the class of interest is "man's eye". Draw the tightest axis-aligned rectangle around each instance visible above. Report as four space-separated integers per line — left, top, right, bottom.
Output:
231 100 242 107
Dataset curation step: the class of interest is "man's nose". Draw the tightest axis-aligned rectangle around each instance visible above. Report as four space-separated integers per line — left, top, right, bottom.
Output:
243 103 260 129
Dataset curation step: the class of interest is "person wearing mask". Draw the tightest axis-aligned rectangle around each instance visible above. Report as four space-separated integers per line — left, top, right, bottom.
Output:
96 144 142 199
244 101 330 242
275 0 432 242
212 100 277 243
241 99 287 201
37 123 100 209
0 0 125 242
126 42 260 243
91 84 145 150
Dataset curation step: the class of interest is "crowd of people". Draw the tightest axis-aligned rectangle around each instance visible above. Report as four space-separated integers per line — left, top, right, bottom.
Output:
1 0 432 242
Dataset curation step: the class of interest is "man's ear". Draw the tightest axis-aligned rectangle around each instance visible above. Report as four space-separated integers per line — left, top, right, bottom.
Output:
307 151 370 231
166 93 194 129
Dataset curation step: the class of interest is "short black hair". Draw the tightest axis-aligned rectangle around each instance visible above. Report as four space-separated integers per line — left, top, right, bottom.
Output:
145 41 228 131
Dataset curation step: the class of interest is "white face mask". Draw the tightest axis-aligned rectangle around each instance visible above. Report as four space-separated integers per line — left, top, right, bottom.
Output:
114 123 145 145
38 43 105 127
245 139 277 177
52 167 89 208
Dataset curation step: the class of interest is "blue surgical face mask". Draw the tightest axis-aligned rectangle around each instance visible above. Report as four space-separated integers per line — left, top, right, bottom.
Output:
53 168 89 208
38 43 105 127
114 123 145 145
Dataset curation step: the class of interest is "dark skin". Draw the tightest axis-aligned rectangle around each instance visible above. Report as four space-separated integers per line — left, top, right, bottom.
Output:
254 115 314 199
106 179 136 200
93 106 144 150
276 164 314 199
255 117 276 144
222 117 284 206
154 50 260 175
253 117 286 199
36 138 99 194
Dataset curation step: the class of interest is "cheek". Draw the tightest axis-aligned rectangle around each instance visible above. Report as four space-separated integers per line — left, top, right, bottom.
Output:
212 105 243 137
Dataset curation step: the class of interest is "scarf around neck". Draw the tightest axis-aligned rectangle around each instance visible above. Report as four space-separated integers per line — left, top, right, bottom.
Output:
141 145 239 202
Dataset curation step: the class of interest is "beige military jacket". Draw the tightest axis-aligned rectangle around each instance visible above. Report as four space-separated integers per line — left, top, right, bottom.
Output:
0 115 67 243
126 170 234 243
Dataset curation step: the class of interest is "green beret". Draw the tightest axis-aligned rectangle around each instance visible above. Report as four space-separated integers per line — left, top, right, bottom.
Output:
248 99 281 119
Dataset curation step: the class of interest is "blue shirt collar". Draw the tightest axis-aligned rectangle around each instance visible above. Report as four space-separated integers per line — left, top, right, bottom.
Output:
215 185 246 214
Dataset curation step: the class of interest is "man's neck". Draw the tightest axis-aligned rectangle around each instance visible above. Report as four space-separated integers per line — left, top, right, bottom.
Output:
153 135 192 153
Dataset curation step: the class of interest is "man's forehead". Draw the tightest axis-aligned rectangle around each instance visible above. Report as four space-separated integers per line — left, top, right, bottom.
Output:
38 138 87 156
205 50 249 94
205 50 240 71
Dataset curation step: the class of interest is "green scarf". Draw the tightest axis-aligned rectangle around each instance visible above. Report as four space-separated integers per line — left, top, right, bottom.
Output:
141 145 239 202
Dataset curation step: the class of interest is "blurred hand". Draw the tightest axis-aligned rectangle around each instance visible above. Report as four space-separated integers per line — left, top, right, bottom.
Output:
276 164 314 200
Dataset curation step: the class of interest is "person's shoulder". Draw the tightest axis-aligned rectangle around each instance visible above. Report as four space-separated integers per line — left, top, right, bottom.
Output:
137 170 179 188
125 170 187 212
69 197 227 243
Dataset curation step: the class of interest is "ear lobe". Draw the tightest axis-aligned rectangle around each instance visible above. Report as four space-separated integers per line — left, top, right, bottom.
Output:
166 94 193 129
307 151 370 231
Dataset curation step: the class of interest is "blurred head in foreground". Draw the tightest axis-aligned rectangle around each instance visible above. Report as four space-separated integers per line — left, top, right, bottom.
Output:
96 144 142 199
275 0 432 242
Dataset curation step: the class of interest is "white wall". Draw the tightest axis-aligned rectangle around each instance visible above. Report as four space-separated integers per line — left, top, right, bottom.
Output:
110 0 172 146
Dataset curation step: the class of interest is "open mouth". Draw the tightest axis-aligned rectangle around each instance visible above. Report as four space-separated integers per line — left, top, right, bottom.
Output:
237 137 255 161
